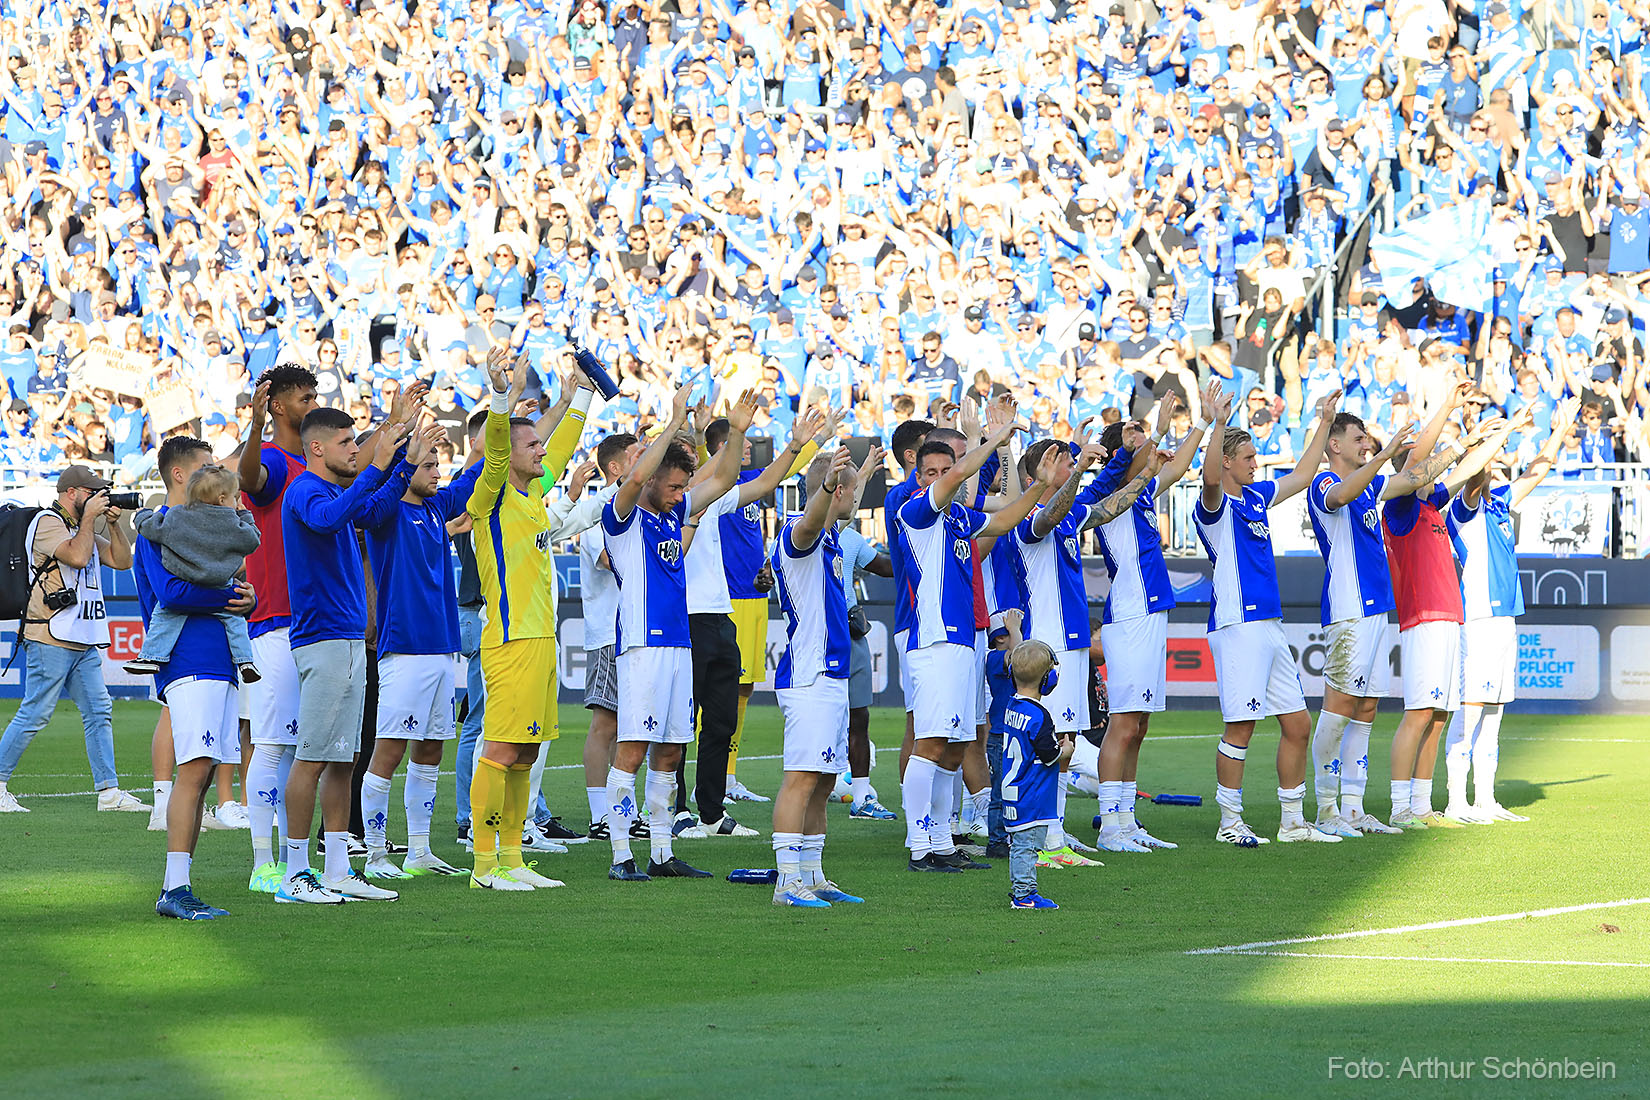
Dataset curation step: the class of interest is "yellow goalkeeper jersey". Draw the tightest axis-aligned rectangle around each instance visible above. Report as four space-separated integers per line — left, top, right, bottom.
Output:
467 403 583 649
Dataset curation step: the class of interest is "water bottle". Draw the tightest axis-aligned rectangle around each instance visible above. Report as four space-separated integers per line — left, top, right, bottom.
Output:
570 340 621 401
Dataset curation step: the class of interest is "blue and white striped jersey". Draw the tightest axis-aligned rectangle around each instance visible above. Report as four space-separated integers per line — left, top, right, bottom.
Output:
1307 470 1396 626
1095 477 1176 624
1448 485 1525 620
771 518 851 689
602 493 692 654
1011 503 1094 651
1193 481 1284 631
898 484 989 650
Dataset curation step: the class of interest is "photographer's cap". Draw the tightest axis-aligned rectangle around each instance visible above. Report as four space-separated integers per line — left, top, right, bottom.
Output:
57 464 110 492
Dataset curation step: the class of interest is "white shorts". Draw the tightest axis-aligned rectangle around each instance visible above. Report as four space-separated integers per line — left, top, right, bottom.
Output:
973 629 989 728
1460 616 1518 705
895 628 914 713
1401 620 1462 712
777 675 849 774
617 646 694 744
1323 614 1392 698
166 677 241 766
907 641 979 742
1101 612 1168 714
238 683 250 722
248 628 301 747
375 653 458 741
1210 619 1307 723
1044 647 1092 733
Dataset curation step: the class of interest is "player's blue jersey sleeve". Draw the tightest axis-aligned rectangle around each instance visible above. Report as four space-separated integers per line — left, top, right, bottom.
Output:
900 484 943 529
1193 492 1224 525
1382 493 1419 536
602 496 635 536
1308 470 1339 513
959 503 989 538
246 448 289 508
1253 480 1279 508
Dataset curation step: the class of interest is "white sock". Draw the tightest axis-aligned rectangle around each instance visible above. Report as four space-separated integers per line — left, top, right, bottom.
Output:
605 766 637 861
1278 784 1306 828
1123 779 1139 831
154 779 173 806
928 766 958 854
1390 779 1411 816
1410 776 1434 815
1216 784 1244 828
361 771 393 851
586 785 606 824
800 833 825 886
1339 719 1373 816
1472 704 1504 806
1310 710 1351 818
163 851 191 892
851 775 871 805
323 831 350 881
405 762 438 856
966 787 989 828
645 769 674 863
901 756 937 856
774 831 803 885
1098 781 1124 832
1444 705 1477 807
527 741 549 824
246 744 289 866
283 837 309 883
947 768 964 830
1047 781 1068 848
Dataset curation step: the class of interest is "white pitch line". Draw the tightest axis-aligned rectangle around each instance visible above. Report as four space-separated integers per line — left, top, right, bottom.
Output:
1220 951 1650 969
1187 897 1650 955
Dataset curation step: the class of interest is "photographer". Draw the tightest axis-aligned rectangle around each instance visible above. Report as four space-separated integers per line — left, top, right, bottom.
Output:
0 466 143 814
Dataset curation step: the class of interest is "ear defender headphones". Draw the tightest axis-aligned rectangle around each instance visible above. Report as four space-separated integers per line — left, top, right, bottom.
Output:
1008 639 1060 696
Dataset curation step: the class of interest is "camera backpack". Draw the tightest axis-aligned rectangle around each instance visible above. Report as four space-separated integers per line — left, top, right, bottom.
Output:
0 504 49 623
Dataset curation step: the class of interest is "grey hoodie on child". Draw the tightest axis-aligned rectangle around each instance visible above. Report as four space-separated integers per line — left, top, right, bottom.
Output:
134 504 261 588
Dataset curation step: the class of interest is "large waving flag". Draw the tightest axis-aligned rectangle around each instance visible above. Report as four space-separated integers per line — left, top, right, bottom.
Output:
1369 198 1495 315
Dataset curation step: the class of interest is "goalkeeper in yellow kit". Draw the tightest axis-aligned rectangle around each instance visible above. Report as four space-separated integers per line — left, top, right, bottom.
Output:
466 348 587 891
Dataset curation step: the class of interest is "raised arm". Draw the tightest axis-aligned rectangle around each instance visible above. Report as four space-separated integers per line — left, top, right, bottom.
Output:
736 406 827 507
1509 395 1580 507
239 379 272 493
790 448 856 551
1200 380 1233 511
933 416 1019 506
1032 442 1106 538
1152 393 1208 489
1084 447 1164 529
612 382 692 521
1326 422 1417 509
981 445 1060 538
696 388 761 507
1274 389 1342 502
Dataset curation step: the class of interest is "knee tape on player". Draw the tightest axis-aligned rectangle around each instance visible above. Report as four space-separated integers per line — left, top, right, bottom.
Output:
1217 740 1248 762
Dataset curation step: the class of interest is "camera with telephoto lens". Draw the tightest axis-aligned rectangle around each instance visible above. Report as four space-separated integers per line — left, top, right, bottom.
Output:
105 491 141 510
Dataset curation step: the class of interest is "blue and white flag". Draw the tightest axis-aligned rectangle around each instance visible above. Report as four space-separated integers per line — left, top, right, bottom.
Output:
1369 199 1493 314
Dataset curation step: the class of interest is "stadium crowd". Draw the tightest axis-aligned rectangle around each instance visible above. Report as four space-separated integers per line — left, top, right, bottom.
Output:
0 0 1634 915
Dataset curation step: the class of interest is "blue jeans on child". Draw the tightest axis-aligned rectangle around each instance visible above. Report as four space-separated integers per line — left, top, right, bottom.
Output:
140 606 254 667
0 640 118 790
1009 824 1047 900
987 729 1007 847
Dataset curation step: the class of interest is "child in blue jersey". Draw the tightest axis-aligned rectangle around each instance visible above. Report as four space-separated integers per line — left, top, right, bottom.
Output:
997 639 1074 911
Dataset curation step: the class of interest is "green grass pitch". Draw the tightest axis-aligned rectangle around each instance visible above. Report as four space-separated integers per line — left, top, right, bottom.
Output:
1 701 1646 1098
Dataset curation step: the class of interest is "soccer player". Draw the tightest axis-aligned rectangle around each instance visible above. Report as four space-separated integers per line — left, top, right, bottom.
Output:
769 447 864 907
1196 385 1345 845
676 405 826 839
237 365 318 892
1011 432 1155 862
883 417 935 773
1383 412 1521 830
277 408 423 903
601 386 757 880
1444 399 1577 823
1091 396 1211 854
579 432 641 839
900 415 1058 872
839 446 897 820
465 350 586 891
710 409 832 806
1305 382 1466 837
135 435 256 918
359 424 484 878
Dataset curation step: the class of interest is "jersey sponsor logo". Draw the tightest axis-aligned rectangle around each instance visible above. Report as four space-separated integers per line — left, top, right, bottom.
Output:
1247 519 1270 540
1064 536 1078 558
656 538 683 565
743 502 760 522
1361 509 1378 532
534 530 550 552
831 555 843 579
952 538 971 562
